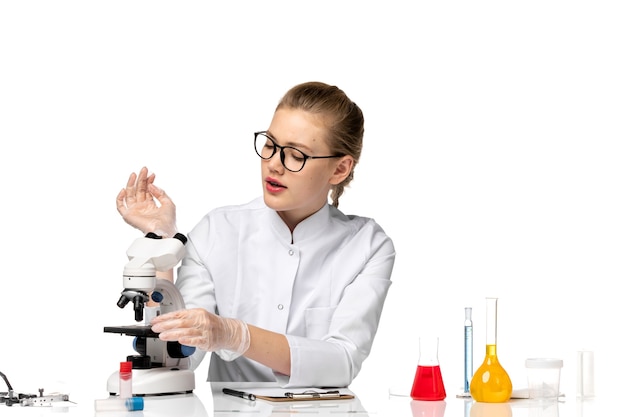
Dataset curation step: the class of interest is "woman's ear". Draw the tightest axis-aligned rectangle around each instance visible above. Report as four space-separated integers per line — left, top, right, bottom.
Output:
329 156 354 185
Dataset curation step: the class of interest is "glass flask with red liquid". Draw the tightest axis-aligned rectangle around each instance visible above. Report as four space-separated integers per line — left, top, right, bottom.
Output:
410 336 447 401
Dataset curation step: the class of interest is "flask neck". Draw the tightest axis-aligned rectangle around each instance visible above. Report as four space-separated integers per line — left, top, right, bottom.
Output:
418 337 440 366
485 344 498 357
485 297 499 345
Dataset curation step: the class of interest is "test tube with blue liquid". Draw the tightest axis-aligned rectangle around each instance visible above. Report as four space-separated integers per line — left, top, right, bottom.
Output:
94 397 144 412
464 307 473 395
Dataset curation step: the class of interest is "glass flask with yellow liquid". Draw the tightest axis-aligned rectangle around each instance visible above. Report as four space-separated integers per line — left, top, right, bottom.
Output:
470 297 512 402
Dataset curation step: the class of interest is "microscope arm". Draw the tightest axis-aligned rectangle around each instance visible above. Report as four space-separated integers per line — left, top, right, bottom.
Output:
151 278 186 314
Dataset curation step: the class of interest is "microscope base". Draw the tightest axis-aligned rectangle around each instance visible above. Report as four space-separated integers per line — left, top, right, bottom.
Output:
107 368 195 396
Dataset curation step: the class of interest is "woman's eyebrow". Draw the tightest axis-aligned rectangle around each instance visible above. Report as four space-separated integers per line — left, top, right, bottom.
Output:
265 130 313 152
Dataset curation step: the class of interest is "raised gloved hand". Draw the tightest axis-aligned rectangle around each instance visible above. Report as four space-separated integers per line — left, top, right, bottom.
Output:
151 308 251 361
116 167 178 237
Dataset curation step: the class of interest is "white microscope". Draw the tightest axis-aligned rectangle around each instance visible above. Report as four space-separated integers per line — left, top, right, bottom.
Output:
104 233 196 396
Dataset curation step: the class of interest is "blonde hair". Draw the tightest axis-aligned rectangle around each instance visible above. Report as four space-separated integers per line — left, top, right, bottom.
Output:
277 82 364 207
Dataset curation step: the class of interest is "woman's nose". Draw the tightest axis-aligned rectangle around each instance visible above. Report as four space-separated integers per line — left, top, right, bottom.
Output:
267 150 284 172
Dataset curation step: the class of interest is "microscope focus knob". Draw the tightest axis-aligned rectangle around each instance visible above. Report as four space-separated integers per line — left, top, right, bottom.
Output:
151 291 164 303
127 354 152 369
167 342 196 358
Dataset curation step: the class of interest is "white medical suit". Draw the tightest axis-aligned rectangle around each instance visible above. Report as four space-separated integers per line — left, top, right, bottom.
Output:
176 197 395 388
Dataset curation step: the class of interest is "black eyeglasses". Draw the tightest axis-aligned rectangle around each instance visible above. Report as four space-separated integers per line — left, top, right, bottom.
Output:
254 131 341 172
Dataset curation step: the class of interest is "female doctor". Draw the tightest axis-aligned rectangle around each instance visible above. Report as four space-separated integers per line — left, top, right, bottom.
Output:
116 81 396 388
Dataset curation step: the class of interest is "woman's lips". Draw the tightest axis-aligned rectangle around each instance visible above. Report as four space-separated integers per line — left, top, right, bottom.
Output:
265 177 286 193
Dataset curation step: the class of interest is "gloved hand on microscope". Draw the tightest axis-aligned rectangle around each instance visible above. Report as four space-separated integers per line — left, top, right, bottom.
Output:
151 309 250 359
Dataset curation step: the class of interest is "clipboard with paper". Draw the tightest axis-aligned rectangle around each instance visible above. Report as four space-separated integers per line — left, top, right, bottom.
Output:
257 389 355 402
221 386 355 402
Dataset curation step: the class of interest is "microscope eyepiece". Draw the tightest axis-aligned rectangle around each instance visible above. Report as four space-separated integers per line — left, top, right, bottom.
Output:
173 233 187 245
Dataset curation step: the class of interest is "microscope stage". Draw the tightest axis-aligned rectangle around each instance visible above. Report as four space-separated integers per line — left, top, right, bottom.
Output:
104 325 159 338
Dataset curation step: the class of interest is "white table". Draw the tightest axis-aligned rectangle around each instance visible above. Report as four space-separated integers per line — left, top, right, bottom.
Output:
2 380 613 416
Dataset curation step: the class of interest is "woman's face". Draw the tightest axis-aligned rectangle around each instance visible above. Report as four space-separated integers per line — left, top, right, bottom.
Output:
260 108 349 230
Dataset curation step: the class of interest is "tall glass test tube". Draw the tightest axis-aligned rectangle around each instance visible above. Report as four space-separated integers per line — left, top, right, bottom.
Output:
464 307 473 394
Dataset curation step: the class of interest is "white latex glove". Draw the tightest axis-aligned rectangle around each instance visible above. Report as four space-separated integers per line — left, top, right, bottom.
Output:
151 308 250 361
116 167 178 238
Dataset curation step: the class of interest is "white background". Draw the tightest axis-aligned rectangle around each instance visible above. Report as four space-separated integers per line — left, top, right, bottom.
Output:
1 0 624 405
